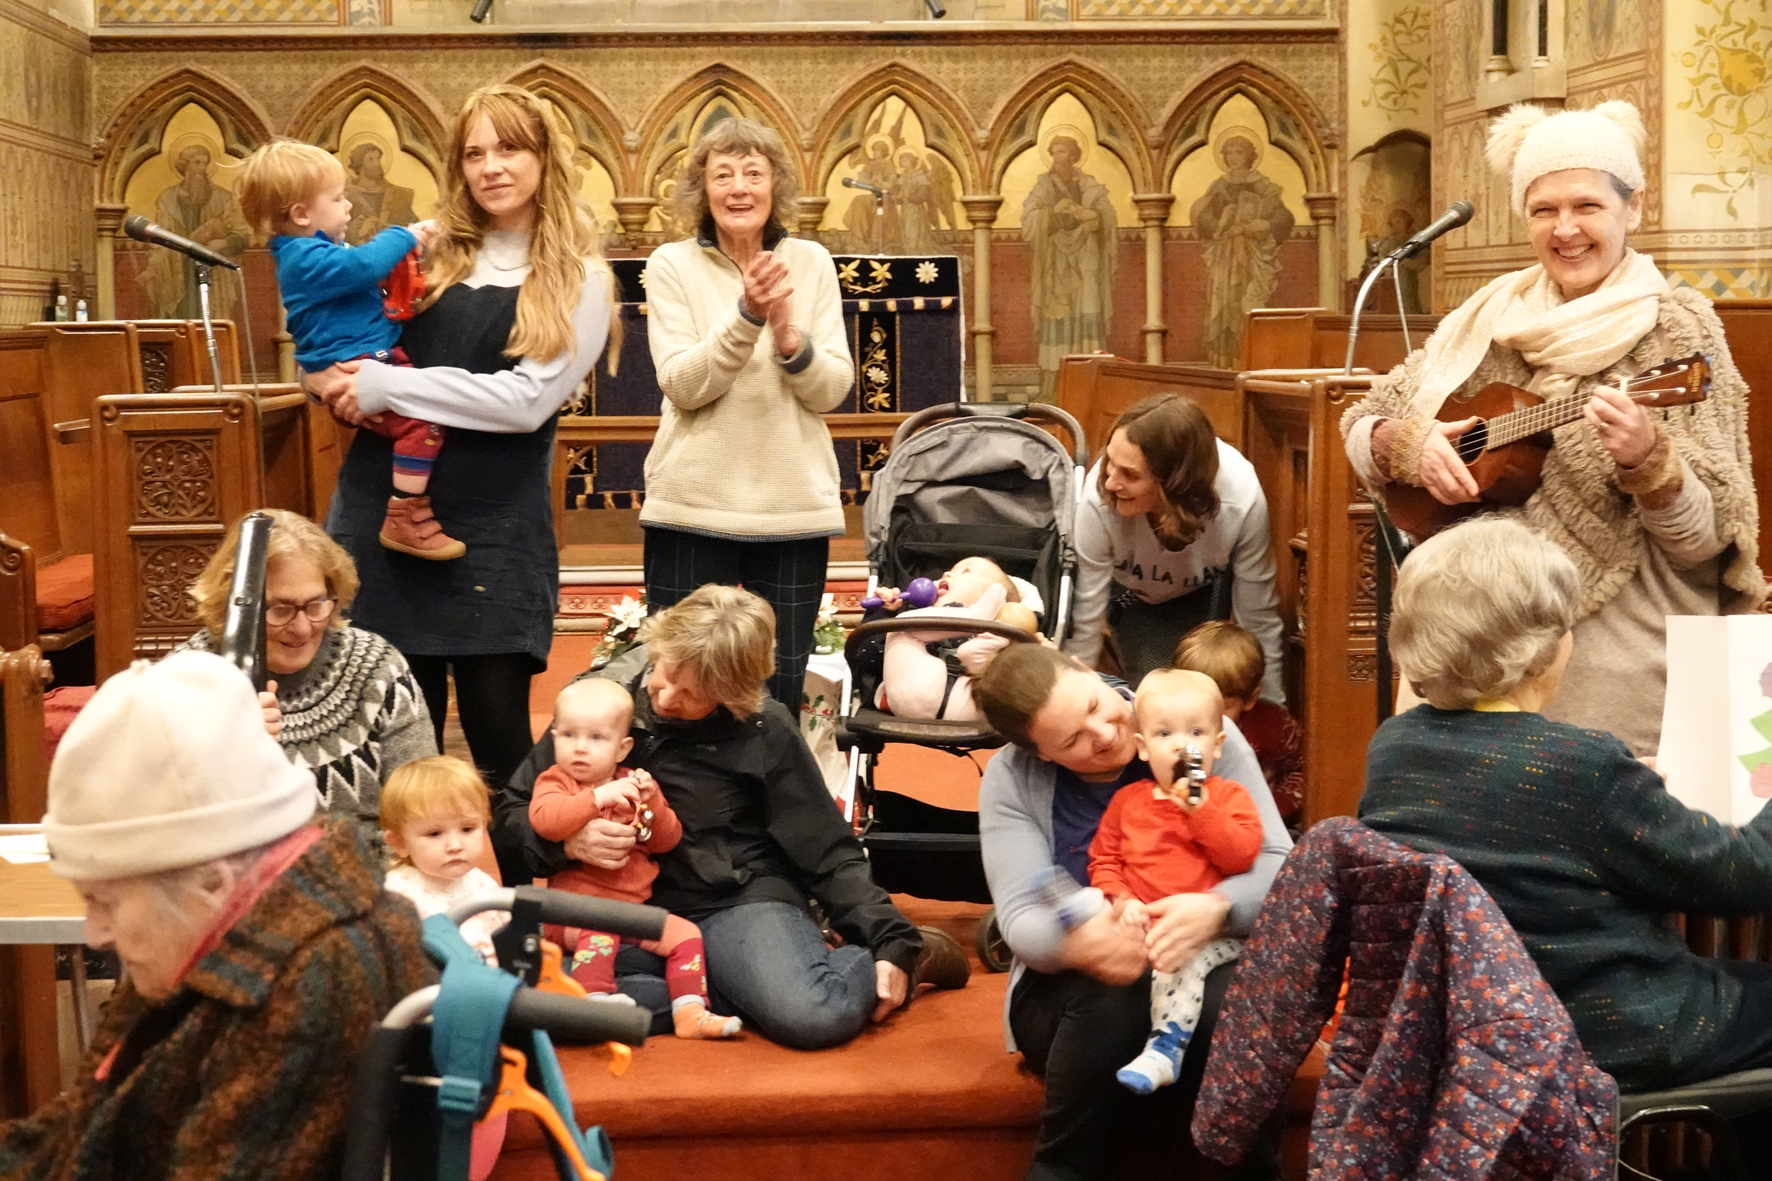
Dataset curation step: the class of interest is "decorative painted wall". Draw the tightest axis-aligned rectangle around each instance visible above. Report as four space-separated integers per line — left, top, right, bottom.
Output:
86 24 1342 394
0 0 93 327
1344 0 1430 312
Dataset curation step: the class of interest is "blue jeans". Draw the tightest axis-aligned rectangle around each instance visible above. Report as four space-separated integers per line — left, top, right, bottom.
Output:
614 901 877 1050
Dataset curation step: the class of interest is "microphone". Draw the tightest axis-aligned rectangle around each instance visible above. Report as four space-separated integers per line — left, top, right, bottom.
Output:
469 0 491 20
1388 200 1473 261
843 177 886 197
124 214 240 270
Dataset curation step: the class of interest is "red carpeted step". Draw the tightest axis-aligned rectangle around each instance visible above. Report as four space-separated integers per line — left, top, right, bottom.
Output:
489 900 1041 1181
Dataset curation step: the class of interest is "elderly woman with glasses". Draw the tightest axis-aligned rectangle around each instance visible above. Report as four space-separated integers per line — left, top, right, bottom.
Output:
177 509 436 826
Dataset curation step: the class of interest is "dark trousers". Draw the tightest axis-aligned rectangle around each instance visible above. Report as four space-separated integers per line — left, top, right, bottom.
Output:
407 652 538 882
1009 962 1280 1181
1668 960 1772 1159
642 526 829 709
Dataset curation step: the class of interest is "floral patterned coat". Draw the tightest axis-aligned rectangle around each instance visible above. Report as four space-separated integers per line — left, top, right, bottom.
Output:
1192 817 1616 1180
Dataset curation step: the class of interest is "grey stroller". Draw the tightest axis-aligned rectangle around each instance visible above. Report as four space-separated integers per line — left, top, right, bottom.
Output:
835 403 1086 965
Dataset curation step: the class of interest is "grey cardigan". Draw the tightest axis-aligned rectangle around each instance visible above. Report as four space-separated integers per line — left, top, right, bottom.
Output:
978 715 1292 1049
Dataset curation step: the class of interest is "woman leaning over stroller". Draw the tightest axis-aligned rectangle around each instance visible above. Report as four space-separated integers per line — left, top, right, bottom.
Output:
0 651 433 1180
1063 393 1286 695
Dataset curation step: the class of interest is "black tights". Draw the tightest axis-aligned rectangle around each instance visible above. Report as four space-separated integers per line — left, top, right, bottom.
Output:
406 652 537 799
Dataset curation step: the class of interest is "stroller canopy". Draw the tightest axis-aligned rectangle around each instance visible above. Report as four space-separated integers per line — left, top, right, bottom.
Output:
862 416 1079 561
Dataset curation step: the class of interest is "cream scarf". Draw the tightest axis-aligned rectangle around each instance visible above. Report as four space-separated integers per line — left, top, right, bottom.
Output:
1409 248 1670 416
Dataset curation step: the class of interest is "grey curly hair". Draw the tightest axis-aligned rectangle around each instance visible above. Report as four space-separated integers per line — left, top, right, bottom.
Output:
1389 516 1580 709
671 117 800 237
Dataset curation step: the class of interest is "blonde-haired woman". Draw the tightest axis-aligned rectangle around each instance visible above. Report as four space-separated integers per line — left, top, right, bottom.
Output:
179 509 435 825
307 84 616 854
641 117 854 708
1361 516 1772 1095
497 585 969 1050
1342 100 1761 754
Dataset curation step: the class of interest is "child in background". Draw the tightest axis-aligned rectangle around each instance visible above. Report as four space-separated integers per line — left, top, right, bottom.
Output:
1088 669 1263 1094
1174 620 1304 827
380 756 508 966
237 138 463 561
874 556 1043 722
529 677 741 1039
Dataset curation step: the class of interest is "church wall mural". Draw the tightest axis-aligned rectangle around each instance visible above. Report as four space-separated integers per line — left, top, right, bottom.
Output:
87 28 1342 398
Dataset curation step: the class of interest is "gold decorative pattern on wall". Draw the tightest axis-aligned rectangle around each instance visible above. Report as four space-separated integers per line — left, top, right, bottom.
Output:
1362 4 1429 115
1569 0 1645 66
99 0 344 23
1074 0 1326 16
1677 0 1772 219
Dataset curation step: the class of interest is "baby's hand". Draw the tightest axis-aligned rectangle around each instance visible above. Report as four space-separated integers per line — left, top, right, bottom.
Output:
628 767 657 799
592 777 642 814
1117 897 1150 933
875 586 904 612
408 219 441 253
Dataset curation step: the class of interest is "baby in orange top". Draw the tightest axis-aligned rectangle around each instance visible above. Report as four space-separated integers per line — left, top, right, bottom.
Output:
529 677 740 1039
1088 668 1263 1093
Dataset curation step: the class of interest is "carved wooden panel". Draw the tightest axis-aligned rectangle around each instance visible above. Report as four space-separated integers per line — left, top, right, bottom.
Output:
93 387 318 676
140 342 172 392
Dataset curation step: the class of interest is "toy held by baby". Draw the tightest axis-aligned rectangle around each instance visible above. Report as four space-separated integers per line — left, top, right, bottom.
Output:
862 578 939 611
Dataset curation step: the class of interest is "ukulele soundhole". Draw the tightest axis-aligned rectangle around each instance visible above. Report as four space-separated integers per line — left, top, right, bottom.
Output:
1455 420 1489 463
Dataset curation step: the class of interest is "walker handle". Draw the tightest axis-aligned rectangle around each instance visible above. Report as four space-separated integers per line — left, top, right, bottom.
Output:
505 988 653 1046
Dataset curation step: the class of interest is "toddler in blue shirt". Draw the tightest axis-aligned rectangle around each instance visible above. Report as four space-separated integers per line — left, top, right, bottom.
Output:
239 138 464 560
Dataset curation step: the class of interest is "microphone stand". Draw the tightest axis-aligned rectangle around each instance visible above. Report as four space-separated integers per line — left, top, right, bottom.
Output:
194 261 225 394
1345 250 1415 724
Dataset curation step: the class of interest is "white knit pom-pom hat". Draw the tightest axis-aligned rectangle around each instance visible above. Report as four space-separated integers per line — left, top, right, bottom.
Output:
43 650 317 880
1485 100 1647 215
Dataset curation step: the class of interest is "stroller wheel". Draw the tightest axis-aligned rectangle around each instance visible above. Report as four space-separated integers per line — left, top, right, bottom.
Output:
976 907 1012 974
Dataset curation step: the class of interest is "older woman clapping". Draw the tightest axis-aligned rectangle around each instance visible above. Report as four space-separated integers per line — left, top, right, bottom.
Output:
641 117 854 708
0 651 433 1179
1343 100 1761 754
1359 516 1772 1093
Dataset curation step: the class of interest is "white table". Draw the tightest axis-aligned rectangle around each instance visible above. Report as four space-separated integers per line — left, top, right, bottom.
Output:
0 831 95 1050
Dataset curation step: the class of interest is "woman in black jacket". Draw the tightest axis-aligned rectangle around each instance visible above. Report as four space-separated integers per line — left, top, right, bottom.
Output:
496 585 965 1049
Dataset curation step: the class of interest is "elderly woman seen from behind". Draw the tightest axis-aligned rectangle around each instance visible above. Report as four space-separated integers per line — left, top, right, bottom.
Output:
180 509 435 826
640 118 854 709
1342 101 1761 755
1360 516 1772 1097
0 651 433 1179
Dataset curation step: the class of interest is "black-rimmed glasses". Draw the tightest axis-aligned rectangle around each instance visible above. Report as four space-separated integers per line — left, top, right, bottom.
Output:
265 597 336 627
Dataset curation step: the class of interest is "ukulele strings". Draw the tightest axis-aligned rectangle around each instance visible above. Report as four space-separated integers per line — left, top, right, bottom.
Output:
1484 365 1691 449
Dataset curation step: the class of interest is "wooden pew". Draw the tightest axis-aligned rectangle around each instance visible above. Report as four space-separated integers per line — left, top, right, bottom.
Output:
1712 300 1772 569
1053 355 1243 455
1242 307 1443 374
1238 371 1384 823
0 533 56 1119
90 385 324 677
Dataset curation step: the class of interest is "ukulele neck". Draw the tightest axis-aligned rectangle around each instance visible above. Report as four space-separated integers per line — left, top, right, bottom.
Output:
1484 395 1593 449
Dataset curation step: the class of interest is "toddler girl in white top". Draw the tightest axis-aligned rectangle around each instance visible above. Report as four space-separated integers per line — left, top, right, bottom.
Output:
380 755 508 966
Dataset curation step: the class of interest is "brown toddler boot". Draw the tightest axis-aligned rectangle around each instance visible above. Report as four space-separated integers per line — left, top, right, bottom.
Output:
379 495 465 560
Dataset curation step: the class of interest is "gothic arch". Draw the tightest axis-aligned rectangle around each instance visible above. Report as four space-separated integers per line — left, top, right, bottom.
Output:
633 64 805 193
810 63 980 194
1158 62 1334 194
99 67 273 202
283 64 449 182
985 60 1153 192
504 61 628 191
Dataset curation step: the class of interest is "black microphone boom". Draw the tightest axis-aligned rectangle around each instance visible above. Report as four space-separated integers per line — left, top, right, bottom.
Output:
123 214 240 270
1389 200 1474 261
843 177 886 197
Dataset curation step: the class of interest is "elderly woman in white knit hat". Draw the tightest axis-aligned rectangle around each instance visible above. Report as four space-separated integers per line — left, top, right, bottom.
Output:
1342 100 1761 754
0 651 433 1181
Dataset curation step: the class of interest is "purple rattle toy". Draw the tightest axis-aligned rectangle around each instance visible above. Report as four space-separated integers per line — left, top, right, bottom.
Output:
862 577 939 611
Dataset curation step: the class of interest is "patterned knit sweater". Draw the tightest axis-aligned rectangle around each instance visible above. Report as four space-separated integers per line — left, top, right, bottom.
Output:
179 625 434 821
0 819 435 1181
1359 705 1772 1091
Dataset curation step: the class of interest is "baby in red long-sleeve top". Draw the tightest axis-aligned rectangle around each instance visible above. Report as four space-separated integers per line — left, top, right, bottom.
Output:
1089 668 1263 1094
530 677 740 1039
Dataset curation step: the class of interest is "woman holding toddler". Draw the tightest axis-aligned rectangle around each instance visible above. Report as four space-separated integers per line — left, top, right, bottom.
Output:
495 585 968 1050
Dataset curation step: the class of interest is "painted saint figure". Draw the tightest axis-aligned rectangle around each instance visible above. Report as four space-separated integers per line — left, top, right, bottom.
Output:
892 150 939 255
140 144 250 320
1192 134 1294 369
1022 134 1117 402
842 139 899 253
343 143 418 247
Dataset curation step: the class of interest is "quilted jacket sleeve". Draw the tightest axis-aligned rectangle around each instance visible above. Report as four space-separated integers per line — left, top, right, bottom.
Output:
1192 819 1353 1165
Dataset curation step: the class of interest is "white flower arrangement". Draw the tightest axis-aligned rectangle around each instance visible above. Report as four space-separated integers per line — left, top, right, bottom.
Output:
592 594 648 668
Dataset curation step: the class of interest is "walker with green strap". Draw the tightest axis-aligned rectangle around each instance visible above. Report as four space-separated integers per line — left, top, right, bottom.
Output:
340 885 666 1181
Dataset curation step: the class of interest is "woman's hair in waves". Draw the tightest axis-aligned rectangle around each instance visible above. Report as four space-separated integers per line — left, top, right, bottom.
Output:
424 84 619 371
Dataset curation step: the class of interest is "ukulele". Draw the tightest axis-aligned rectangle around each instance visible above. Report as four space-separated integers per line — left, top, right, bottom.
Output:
1384 352 1711 539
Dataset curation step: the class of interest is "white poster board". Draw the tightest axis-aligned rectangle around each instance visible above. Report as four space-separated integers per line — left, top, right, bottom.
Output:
1657 615 1772 824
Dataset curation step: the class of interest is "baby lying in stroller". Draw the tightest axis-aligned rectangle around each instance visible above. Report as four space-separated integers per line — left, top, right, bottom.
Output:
871 556 1042 723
